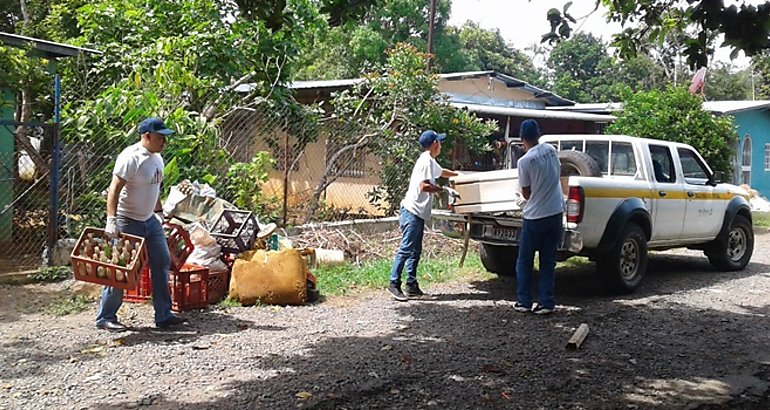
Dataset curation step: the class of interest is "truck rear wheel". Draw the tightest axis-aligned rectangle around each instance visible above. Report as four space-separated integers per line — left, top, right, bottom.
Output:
596 224 647 293
558 150 602 177
705 214 753 271
479 244 518 276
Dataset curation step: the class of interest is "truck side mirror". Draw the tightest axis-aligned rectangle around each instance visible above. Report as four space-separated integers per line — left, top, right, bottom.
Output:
708 171 723 186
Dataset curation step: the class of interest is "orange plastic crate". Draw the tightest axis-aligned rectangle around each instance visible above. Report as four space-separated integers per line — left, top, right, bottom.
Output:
124 266 152 303
164 223 194 272
169 263 209 312
70 227 147 291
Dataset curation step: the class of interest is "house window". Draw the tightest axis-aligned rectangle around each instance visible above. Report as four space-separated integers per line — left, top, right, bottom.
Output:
326 140 365 178
741 135 751 185
765 143 770 171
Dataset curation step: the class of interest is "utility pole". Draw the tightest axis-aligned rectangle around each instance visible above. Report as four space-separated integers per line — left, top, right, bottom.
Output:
427 0 436 71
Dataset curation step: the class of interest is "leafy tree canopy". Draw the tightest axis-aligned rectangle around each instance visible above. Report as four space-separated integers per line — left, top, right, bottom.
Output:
545 0 770 68
607 86 736 176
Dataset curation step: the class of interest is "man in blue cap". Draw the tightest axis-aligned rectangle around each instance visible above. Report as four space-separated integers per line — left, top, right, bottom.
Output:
96 117 186 331
513 119 565 314
387 130 460 301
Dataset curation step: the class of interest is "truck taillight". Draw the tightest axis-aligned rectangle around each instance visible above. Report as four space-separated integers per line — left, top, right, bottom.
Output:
566 186 584 223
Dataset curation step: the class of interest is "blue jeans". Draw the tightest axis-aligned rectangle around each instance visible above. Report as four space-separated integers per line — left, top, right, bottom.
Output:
389 207 425 286
516 213 562 309
96 215 174 325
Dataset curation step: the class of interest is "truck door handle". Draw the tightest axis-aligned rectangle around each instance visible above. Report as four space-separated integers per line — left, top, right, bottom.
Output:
687 191 695 198
658 191 667 197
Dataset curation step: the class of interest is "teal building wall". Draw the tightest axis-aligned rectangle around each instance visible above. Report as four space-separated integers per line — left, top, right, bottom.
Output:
0 91 13 243
733 110 770 197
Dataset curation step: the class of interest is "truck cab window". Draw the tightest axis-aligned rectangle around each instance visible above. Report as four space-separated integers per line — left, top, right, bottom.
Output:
649 145 676 183
677 148 710 185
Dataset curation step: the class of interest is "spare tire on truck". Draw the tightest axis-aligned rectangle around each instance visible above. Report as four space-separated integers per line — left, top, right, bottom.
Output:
557 150 602 177
479 244 518 276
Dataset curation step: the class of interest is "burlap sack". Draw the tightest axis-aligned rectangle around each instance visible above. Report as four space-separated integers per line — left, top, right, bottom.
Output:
228 248 308 305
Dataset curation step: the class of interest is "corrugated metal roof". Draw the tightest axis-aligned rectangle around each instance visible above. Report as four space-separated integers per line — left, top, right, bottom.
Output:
451 102 616 122
0 32 101 57
702 100 770 114
439 71 574 106
547 103 623 113
549 100 770 115
236 71 574 106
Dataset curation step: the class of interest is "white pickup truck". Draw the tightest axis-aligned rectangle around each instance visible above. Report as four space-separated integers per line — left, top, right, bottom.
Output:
434 134 754 293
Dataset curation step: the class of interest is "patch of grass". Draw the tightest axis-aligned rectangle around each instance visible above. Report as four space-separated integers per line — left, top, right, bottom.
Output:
753 212 770 228
46 295 94 316
29 266 71 283
558 256 591 269
313 253 488 296
218 297 243 308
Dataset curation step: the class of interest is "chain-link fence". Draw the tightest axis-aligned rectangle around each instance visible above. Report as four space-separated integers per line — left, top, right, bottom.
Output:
0 57 416 272
0 119 56 271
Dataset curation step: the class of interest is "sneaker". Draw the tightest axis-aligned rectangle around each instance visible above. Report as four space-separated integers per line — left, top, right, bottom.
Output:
532 304 554 315
513 302 531 313
387 282 408 302
96 320 128 332
156 315 187 329
404 282 424 297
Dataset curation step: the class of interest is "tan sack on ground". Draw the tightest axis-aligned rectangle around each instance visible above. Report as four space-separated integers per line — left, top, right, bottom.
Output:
228 248 308 305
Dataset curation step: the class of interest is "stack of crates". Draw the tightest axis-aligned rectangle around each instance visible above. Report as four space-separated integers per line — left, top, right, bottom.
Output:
122 223 212 311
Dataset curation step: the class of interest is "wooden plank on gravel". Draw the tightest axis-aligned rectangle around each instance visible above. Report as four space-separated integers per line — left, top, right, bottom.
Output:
566 323 589 350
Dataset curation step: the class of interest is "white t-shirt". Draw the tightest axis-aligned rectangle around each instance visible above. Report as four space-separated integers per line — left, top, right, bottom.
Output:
401 150 443 222
113 142 164 221
517 142 565 220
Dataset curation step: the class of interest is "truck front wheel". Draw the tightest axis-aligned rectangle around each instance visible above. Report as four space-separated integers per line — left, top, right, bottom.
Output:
705 214 753 271
479 244 518 276
596 224 647 293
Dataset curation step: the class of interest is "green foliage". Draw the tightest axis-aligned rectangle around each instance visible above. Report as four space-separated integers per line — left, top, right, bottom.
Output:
29 266 71 283
218 297 243 308
607 87 736 176
751 51 770 99
46 294 94 316
704 63 752 101
455 21 539 83
548 32 621 103
549 1 770 68
223 152 278 218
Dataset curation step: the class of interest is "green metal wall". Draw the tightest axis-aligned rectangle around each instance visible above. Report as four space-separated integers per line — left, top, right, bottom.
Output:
0 90 13 243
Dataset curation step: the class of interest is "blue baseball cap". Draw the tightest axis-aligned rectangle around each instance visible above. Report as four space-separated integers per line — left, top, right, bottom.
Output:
519 119 541 142
419 130 446 148
138 117 174 136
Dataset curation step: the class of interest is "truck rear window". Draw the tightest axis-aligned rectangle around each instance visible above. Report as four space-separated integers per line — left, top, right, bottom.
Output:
610 142 637 176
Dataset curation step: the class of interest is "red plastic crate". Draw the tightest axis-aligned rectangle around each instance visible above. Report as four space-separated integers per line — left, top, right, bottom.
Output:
207 269 229 304
70 227 148 290
164 223 194 272
169 263 209 312
124 266 152 303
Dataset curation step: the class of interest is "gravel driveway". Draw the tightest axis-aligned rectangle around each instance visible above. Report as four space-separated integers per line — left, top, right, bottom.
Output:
1 230 769 410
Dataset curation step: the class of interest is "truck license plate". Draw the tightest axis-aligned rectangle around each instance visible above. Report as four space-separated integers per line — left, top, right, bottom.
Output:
489 226 519 241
